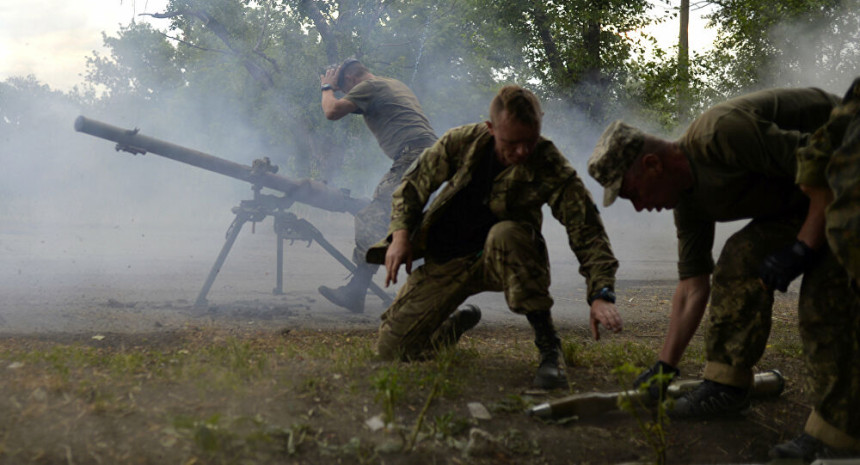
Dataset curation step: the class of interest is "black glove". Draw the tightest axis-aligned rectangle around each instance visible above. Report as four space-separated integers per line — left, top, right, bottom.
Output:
633 360 680 401
759 240 817 293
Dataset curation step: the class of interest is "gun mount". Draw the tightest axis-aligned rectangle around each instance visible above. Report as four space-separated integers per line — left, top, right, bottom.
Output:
74 115 393 308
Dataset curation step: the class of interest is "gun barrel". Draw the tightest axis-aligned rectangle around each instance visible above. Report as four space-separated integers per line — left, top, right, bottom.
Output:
74 116 369 215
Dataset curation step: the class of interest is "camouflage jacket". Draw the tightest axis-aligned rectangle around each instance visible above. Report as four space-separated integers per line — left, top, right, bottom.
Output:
796 78 860 188
796 78 860 282
365 122 618 296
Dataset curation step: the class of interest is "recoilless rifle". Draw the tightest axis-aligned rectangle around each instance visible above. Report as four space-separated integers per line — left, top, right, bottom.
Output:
74 115 393 308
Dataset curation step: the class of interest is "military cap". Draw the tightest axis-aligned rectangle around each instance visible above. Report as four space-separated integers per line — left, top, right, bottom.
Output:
336 58 361 90
587 120 646 207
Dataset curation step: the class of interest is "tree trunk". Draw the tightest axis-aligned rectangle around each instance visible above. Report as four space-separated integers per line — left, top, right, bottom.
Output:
581 2 604 121
677 0 690 122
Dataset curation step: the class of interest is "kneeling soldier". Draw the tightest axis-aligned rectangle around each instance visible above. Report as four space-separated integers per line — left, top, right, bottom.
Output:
366 85 622 389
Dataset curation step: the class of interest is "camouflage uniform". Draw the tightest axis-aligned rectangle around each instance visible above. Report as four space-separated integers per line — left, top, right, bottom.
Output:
793 78 860 450
798 78 860 282
366 123 618 360
342 77 437 264
667 88 840 389
591 89 841 384
352 145 427 264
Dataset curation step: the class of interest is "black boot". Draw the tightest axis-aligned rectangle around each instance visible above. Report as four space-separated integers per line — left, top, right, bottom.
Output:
318 264 376 313
526 310 569 390
668 379 749 418
429 305 482 350
769 433 859 461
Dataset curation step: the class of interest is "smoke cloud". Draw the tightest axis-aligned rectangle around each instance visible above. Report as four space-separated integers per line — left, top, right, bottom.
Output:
4 2 854 326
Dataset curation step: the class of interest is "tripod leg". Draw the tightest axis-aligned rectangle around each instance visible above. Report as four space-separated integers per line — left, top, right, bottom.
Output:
274 234 284 295
195 213 249 307
292 217 394 306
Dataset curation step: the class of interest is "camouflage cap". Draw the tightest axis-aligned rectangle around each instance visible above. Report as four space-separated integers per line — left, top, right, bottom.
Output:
587 120 646 207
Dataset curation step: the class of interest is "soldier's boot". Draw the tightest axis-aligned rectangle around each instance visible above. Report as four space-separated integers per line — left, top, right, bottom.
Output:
429 305 482 350
769 433 860 461
668 379 749 418
526 310 569 390
318 264 375 314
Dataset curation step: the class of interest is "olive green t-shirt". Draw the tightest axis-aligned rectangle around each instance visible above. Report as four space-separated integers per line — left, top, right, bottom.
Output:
343 77 437 160
673 87 840 279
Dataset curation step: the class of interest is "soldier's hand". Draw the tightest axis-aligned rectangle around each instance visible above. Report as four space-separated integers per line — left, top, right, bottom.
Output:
759 240 817 292
633 360 680 402
320 67 339 89
589 300 622 341
384 230 412 287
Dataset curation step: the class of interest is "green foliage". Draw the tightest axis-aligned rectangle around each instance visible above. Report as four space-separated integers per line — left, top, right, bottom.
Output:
432 412 471 438
562 338 656 368
613 362 670 465
70 0 686 186
370 365 406 423
170 413 316 461
12 0 858 181
700 0 858 94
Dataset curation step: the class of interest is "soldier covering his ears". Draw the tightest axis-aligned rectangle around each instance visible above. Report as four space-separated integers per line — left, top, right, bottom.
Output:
318 58 437 314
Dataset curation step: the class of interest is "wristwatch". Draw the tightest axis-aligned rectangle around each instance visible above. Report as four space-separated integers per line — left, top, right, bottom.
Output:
588 286 616 305
321 84 334 92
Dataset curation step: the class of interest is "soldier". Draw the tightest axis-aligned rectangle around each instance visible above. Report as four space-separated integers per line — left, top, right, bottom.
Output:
318 58 438 313
768 78 860 461
587 87 841 416
365 85 622 389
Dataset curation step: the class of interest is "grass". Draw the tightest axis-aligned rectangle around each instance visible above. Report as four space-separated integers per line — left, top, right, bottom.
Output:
0 313 810 464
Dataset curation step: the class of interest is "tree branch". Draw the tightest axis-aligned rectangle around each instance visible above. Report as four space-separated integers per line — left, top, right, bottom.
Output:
300 0 339 63
145 9 275 88
531 1 564 83
155 31 230 55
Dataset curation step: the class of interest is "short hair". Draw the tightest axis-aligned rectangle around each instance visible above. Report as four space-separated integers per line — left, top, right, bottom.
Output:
490 85 543 129
336 59 369 89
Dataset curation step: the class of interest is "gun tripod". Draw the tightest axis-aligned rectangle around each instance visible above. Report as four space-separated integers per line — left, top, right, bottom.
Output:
194 187 393 308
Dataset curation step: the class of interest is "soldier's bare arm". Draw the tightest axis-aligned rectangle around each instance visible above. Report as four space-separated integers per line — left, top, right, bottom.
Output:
659 274 711 366
797 185 832 249
384 229 413 287
320 68 357 120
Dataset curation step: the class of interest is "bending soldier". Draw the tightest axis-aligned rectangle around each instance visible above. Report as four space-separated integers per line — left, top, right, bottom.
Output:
366 85 622 389
319 59 437 313
587 87 840 417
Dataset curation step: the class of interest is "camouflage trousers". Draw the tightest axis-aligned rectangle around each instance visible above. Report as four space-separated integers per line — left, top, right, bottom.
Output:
703 216 860 444
352 145 428 266
798 251 860 447
377 221 552 361
813 112 860 447
703 215 804 387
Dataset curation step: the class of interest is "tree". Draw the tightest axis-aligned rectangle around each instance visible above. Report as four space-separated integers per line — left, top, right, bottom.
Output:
461 0 655 121
84 0 718 177
699 0 857 94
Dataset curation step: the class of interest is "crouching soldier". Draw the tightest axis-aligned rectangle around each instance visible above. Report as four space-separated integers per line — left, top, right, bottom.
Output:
366 85 623 389
587 87 840 414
